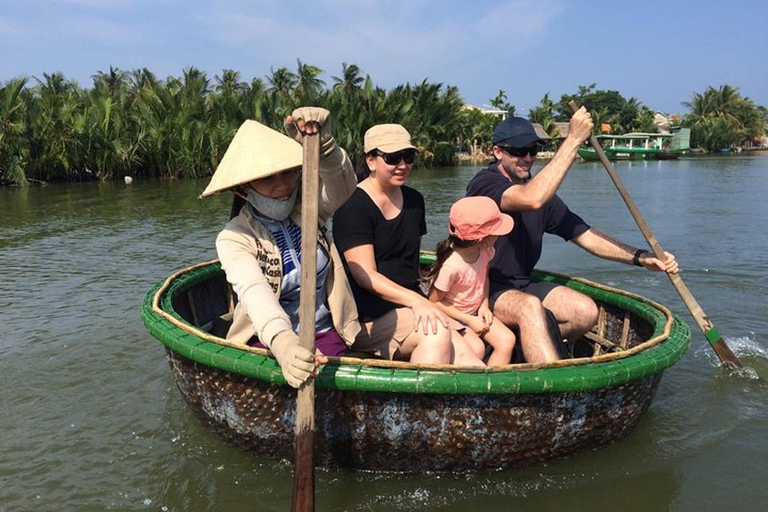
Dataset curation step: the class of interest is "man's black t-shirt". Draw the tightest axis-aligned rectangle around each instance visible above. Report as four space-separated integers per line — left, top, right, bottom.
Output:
332 186 427 321
466 162 590 293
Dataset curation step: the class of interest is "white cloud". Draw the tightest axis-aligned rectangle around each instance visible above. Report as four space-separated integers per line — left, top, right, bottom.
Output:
202 0 566 92
477 0 565 41
210 13 286 46
59 16 141 45
0 17 25 36
205 2 466 87
57 0 143 8
320 0 379 9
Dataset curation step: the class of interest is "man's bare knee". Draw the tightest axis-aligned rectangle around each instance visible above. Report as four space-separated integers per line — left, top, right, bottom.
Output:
568 296 598 331
493 291 545 325
580 299 599 328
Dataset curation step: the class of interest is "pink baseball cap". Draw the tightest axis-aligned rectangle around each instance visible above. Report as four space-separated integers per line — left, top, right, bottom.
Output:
448 196 514 241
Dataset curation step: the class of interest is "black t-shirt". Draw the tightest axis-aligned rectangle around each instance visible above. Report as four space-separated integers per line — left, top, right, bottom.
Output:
466 163 590 292
333 186 427 321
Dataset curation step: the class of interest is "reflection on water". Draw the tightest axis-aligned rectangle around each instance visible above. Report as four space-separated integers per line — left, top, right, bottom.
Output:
1 154 766 511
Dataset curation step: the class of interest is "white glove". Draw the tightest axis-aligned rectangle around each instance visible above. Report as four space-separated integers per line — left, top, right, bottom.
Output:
268 330 315 388
284 106 336 157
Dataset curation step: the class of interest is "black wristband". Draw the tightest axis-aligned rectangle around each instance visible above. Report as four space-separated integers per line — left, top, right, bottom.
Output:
633 249 646 267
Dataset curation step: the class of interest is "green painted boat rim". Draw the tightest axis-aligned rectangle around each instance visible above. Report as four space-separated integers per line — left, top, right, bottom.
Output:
577 147 686 157
142 259 690 395
579 147 685 153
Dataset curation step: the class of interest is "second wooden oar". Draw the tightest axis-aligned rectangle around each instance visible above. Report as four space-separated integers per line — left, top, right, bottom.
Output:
569 101 742 369
291 133 320 512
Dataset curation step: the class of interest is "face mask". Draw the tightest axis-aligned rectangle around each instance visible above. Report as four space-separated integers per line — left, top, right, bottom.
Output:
245 186 298 221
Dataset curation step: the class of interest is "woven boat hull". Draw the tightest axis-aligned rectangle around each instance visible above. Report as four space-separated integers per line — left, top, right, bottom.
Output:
142 260 689 471
167 348 661 471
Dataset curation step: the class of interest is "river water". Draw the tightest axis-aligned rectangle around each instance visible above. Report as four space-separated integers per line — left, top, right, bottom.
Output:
1 154 767 511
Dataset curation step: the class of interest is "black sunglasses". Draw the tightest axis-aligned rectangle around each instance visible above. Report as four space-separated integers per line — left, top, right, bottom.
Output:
498 145 540 158
376 149 416 165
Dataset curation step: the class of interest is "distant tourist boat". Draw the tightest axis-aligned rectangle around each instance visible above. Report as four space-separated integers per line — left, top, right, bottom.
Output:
578 132 689 161
142 256 690 472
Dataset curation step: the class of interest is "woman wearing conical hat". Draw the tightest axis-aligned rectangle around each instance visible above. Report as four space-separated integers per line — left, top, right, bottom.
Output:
201 107 360 388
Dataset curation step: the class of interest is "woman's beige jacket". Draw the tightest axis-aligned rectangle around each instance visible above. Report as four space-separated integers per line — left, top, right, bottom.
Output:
215 143 360 349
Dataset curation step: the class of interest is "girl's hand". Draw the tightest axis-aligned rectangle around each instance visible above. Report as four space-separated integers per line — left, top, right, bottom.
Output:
478 305 495 329
312 351 329 377
466 315 489 336
412 299 449 335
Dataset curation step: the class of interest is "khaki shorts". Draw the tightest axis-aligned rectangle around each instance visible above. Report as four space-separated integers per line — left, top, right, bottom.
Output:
352 307 463 360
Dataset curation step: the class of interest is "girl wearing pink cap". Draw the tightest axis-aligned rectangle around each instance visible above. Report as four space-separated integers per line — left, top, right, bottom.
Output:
424 196 517 366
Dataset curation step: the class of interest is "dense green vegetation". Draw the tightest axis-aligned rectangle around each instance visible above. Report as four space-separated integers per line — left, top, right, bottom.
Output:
0 61 765 186
0 63 474 186
682 85 766 152
529 84 658 138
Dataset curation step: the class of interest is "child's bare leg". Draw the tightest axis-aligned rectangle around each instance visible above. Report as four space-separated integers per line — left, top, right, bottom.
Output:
461 328 486 359
484 319 517 366
400 327 454 364
450 330 486 366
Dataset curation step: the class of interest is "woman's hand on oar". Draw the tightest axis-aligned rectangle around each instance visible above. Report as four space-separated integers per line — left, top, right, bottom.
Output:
270 331 315 388
285 106 332 146
269 331 329 388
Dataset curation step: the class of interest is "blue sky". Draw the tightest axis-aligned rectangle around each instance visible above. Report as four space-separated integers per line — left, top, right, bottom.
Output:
2 0 766 115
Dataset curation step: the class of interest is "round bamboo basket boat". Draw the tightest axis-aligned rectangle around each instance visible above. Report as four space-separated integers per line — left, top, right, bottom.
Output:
142 257 689 472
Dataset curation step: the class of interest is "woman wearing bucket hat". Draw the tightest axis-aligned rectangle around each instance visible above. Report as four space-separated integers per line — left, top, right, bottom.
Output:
332 124 484 366
423 196 518 367
201 107 360 388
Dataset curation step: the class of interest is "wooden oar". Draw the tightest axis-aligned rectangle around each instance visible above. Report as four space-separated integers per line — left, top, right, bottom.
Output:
568 101 742 369
292 133 320 512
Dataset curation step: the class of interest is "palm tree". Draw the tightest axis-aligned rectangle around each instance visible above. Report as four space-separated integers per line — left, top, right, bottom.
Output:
211 69 249 129
295 59 326 104
528 93 559 139
0 77 30 186
27 73 84 181
128 68 160 95
683 85 765 151
490 89 515 116
265 67 297 125
179 67 211 106
266 67 297 101
214 69 247 96
92 66 128 99
332 62 364 95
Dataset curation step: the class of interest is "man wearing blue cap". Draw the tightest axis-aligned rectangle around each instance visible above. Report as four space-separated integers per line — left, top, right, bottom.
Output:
466 107 678 364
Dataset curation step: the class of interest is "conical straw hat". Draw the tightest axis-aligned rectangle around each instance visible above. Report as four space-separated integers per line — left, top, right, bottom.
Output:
201 120 302 197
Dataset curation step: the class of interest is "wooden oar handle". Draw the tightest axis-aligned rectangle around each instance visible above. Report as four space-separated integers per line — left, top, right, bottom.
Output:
569 101 741 369
292 133 320 512
298 134 320 355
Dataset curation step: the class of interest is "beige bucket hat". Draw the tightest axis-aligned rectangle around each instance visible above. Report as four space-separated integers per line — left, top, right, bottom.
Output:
364 124 417 153
200 120 302 197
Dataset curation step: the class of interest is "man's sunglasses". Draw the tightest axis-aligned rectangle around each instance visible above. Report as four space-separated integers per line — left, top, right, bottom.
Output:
498 145 540 158
376 149 417 165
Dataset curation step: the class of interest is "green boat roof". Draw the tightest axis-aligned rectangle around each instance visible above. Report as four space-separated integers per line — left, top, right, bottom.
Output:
596 133 674 139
